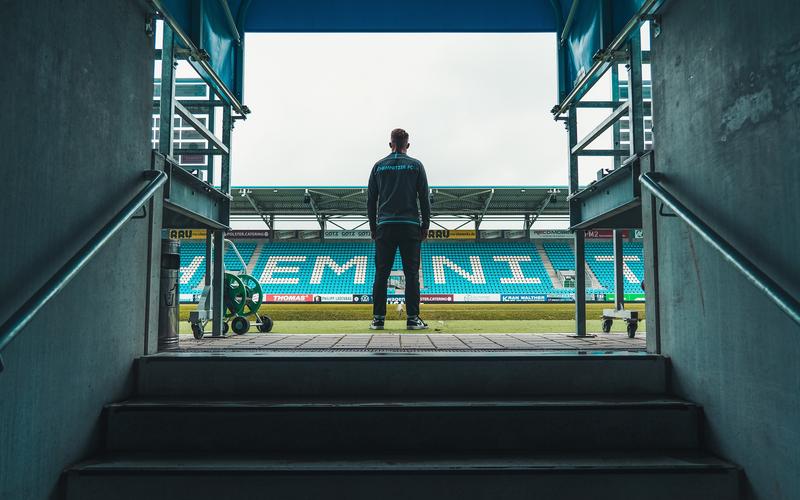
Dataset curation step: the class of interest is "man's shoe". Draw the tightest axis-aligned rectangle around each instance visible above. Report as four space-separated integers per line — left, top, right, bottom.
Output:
370 317 385 330
407 316 429 330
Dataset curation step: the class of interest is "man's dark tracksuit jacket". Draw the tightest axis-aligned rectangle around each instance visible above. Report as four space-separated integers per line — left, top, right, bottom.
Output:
367 152 431 317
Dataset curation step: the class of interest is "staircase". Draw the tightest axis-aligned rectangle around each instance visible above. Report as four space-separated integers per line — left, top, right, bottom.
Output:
535 241 563 288
65 353 740 499
246 240 266 275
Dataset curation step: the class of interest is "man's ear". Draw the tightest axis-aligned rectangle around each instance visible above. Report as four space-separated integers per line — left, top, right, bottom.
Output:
407 143 410 150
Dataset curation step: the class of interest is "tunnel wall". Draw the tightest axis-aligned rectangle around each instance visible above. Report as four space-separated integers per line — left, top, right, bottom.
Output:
0 1 158 498
648 0 800 498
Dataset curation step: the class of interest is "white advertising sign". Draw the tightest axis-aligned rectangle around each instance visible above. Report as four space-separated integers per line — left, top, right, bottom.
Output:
324 230 373 240
453 293 502 302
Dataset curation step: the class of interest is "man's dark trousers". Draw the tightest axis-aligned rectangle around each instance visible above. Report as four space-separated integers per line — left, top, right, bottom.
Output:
373 224 422 317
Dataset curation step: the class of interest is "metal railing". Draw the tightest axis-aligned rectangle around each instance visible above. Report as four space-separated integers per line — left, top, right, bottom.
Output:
640 172 800 326
0 170 168 372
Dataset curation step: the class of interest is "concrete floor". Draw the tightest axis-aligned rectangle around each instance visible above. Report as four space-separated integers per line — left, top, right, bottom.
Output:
177 332 646 351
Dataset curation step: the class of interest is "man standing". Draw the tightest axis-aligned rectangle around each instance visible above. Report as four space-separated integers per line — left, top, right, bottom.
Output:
367 128 431 330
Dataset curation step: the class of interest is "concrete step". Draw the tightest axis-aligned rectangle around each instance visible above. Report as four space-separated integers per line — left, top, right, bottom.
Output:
105 397 699 452
136 352 667 398
66 451 740 500
535 241 563 288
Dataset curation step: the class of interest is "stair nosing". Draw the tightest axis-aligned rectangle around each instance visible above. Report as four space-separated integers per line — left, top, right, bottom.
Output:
107 397 696 412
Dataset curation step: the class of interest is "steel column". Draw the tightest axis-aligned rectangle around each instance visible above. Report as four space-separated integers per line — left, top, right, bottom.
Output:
205 231 213 287
211 229 225 336
607 31 645 316
613 229 625 310
611 64 622 169
221 105 232 194
158 24 176 157
627 32 645 157
208 98 216 185
568 106 587 336
211 105 233 336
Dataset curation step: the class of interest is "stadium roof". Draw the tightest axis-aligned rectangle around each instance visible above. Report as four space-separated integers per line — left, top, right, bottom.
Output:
230 186 569 229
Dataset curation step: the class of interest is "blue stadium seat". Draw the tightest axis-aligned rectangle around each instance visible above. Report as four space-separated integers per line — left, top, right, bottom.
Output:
179 239 645 298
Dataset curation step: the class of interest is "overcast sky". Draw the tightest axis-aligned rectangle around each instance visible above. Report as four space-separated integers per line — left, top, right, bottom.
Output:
231 33 572 187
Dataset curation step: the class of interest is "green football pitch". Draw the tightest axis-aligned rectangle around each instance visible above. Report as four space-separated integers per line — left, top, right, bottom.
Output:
178 303 646 335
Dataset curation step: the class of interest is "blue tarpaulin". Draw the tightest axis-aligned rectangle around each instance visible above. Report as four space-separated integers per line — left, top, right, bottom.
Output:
157 0 647 106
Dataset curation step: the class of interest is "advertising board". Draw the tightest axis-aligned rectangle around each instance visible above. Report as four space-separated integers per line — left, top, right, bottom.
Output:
312 294 353 303
165 229 207 240
452 293 502 302
427 229 476 240
530 229 570 239
421 294 454 303
584 229 630 239
501 294 548 302
352 294 373 303
227 230 270 239
604 293 646 302
324 230 372 239
274 230 298 240
265 294 313 303
478 230 503 240
503 230 528 239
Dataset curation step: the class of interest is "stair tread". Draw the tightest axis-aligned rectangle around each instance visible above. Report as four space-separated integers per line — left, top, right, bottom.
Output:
144 351 660 360
109 396 693 410
70 451 737 473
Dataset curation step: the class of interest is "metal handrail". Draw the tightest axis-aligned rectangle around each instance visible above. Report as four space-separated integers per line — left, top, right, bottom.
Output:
0 170 168 372
640 172 800 326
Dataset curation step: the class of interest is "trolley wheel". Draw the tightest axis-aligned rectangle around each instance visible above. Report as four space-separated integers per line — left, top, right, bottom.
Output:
231 316 250 335
627 321 638 338
222 321 229 334
191 322 204 340
258 315 274 333
602 318 613 333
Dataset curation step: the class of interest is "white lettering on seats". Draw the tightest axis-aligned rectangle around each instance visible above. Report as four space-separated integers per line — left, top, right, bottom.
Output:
310 256 368 284
179 256 204 284
594 255 641 283
260 256 306 284
493 256 541 284
431 256 486 284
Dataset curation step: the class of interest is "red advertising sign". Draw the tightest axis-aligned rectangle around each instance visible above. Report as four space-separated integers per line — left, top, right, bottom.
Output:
421 294 454 303
265 294 313 303
584 229 629 239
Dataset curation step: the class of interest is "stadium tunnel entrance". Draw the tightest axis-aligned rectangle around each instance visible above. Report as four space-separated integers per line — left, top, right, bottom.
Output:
147 0 654 351
7 1 799 498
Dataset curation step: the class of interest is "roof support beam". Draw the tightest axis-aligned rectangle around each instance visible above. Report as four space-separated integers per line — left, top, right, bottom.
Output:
528 191 555 229
241 189 272 229
306 190 326 231
474 189 495 230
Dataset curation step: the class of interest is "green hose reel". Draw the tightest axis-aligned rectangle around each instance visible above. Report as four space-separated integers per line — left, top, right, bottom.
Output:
223 272 263 320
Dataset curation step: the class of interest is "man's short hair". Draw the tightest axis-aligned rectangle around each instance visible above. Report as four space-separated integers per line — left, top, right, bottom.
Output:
390 128 409 147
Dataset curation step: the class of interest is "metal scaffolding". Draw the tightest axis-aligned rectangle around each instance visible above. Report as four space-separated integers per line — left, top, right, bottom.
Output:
554 24 653 337
154 18 246 340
